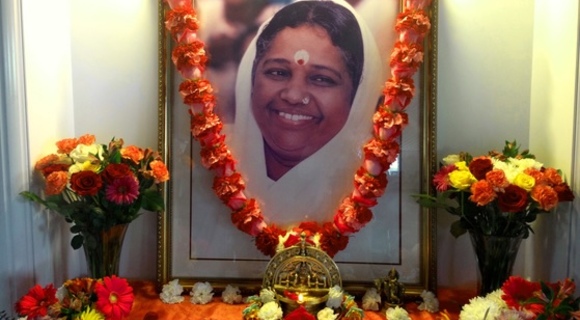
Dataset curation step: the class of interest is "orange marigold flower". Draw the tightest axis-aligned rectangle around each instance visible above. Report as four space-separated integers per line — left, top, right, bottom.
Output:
95 276 134 320
121 145 144 164
150 160 170 183
485 169 509 190
543 167 563 185
524 168 545 185
56 137 78 154
469 180 496 206
531 184 559 211
34 154 59 171
45 171 68 195
77 134 96 145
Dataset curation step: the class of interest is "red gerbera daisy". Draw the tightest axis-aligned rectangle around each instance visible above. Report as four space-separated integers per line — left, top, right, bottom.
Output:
15 284 58 318
95 275 134 320
432 164 456 192
105 175 140 205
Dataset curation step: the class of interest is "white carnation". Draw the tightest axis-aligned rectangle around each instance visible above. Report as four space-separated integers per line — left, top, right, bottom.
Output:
190 281 214 304
418 290 439 313
361 288 381 311
222 284 243 304
326 285 343 309
385 306 411 320
317 307 338 320
259 288 277 303
257 301 283 320
160 279 184 304
459 296 503 320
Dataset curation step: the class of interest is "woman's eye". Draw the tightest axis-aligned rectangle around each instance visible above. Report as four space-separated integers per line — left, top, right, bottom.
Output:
264 69 290 80
310 75 338 87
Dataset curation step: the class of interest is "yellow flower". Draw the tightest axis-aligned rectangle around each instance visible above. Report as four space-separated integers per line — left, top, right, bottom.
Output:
77 308 104 320
454 161 469 171
448 170 476 190
512 173 535 191
69 160 100 174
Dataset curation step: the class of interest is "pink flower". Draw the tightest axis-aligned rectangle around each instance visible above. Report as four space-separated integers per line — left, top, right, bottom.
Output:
105 176 140 205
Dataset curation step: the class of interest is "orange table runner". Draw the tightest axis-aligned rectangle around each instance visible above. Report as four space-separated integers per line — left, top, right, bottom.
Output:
127 281 470 320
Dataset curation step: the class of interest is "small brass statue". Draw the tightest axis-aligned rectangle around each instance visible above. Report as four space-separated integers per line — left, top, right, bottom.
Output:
374 268 405 308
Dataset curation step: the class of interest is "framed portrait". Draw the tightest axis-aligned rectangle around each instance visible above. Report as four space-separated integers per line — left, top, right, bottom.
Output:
157 0 438 296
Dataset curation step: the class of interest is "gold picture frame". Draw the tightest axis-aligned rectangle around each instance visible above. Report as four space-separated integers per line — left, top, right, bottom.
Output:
157 0 438 297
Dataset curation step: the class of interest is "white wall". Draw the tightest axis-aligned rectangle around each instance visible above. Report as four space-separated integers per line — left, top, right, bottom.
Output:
1 0 579 314
0 0 158 314
436 0 536 289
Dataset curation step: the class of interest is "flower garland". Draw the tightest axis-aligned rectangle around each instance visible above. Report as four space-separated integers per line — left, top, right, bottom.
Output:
163 0 432 257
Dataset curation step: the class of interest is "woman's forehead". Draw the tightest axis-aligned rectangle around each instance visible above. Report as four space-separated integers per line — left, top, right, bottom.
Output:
263 25 345 66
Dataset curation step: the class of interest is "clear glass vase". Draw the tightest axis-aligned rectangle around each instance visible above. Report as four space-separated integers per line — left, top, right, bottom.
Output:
468 230 524 296
82 223 129 279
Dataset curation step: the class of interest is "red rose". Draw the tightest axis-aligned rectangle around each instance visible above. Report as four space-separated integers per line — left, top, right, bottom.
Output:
497 185 528 213
553 183 575 202
70 171 103 196
101 163 133 183
468 157 494 180
255 225 284 257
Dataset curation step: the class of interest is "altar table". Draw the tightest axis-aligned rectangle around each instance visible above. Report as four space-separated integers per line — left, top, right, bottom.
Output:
127 281 472 320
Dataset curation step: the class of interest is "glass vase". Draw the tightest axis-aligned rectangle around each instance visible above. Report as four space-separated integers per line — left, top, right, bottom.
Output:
82 223 129 279
468 230 524 296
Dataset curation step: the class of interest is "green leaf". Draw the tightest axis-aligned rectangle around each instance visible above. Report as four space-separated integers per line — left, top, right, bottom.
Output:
70 225 82 233
450 220 467 238
141 189 165 212
71 234 84 250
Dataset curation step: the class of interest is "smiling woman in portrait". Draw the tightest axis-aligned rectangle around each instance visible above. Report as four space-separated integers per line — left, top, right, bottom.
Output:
230 0 384 226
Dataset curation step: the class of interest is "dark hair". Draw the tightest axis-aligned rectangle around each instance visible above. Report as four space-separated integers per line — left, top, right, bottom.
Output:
252 1 364 102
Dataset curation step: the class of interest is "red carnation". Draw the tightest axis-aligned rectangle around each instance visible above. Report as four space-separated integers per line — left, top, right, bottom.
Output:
319 222 349 258
255 225 284 257
231 199 264 236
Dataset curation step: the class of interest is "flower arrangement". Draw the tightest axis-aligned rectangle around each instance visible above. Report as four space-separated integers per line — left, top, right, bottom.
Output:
459 276 580 319
20 134 169 249
242 286 364 320
414 140 574 238
15 275 134 320
163 0 433 258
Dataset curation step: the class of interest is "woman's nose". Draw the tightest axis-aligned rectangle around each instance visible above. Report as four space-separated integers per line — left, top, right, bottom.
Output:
280 79 308 105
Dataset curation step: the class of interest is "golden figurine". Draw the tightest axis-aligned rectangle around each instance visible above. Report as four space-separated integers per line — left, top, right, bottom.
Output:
262 233 342 315
375 267 405 308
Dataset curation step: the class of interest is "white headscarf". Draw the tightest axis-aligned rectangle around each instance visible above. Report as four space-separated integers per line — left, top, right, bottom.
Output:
229 0 384 226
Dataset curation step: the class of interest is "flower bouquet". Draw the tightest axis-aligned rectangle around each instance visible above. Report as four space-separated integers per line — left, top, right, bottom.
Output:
414 140 575 294
20 134 169 278
460 276 580 319
15 275 134 320
414 140 574 239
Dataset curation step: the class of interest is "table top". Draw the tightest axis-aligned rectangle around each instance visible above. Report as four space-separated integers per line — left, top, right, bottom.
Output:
127 281 471 320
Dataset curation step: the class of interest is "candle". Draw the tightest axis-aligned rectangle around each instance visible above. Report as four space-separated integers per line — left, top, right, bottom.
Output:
297 293 304 304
